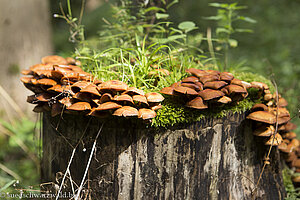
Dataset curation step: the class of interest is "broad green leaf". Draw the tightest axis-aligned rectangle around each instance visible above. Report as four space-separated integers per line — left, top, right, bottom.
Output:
156 13 169 19
178 21 197 33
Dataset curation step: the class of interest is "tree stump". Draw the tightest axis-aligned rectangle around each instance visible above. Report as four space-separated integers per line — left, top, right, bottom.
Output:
41 112 286 199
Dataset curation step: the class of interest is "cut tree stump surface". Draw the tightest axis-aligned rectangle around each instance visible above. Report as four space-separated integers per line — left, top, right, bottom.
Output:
41 112 286 200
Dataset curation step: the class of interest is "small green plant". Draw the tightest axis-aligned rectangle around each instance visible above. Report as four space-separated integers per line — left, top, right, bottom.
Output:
206 2 256 71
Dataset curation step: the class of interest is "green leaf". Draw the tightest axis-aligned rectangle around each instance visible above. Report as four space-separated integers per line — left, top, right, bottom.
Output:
178 21 197 33
144 6 165 13
228 39 238 47
166 0 179 9
235 28 253 33
204 16 223 20
209 3 228 8
216 27 230 34
156 13 169 19
238 16 257 23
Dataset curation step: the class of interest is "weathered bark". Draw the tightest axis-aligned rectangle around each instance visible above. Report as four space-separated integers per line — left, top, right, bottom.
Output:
41 112 286 200
0 0 52 115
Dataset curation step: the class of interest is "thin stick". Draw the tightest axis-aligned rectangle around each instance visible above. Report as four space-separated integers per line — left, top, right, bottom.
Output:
75 123 104 200
55 148 76 200
207 28 218 69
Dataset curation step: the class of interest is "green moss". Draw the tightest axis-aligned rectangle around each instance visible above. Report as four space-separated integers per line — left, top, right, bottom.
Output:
282 167 300 199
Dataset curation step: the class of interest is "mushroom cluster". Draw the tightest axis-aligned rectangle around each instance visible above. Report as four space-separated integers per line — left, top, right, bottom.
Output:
160 68 250 109
246 92 300 187
21 55 163 121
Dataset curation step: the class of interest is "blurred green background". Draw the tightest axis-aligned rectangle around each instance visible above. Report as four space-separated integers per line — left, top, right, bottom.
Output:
1 0 300 195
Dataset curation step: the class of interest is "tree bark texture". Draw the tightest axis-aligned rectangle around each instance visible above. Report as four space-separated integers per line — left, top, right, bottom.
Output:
41 112 286 200
0 0 52 115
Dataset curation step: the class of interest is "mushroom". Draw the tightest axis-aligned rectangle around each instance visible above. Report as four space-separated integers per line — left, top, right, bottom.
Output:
59 97 73 107
246 111 276 124
224 84 248 101
185 68 207 77
264 93 273 101
132 95 149 107
198 89 225 101
41 55 68 65
174 86 198 96
250 81 269 90
71 81 91 93
282 132 297 140
278 98 288 107
113 106 139 117
264 133 283 146
33 103 51 113
80 84 101 97
160 87 174 96
37 78 57 87
220 72 234 82
181 76 199 83
95 102 122 111
36 93 54 102
138 108 157 120
67 102 91 113
217 96 232 104
181 83 202 91
199 74 219 84
98 80 128 93
99 93 113 103
250 104 269 112
204 81 227 90
114 94 134 105
145 92 164 103
186 97 208 109
122 87 145 96
253 125 275 137
150 104 162 111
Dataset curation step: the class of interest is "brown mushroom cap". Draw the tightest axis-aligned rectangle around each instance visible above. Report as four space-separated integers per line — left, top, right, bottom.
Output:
113 106 138 117
59 97 73 107
71 81 91 93
80 84 101 96
150 104 162 111
251 81 269 90
278 98 288 107
204 81 228 90
278 116 291 125
133 95 148 106
138 108 157 120
199 74 219 84
253 125 275 137
37 78 57 86
42 55 67 65
264 93 273 101
20 76 34 84
66 57 76 65
181 76 199 83
217 96 232 104
21 69 33 75
30 63 54 72
145 92 165 103
95 102 122 111
246 111 276 124
99 93 113 103
186 97 208 109
250 103 269 112
174 86 198 95
220 72 234 82
225 84 247 95
198 89 225 101
88 108 110 118
264 133 283 146
185 68 207 77
270 107 290 118
114 94 134 104
170 82 181 88
181 83 202 91
36 93 54 102
282 132 297 140
98 80 128 92
284 122 297 132
67 102 91 111
160 87 174 95
33 103 51 113
122 87 145 96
